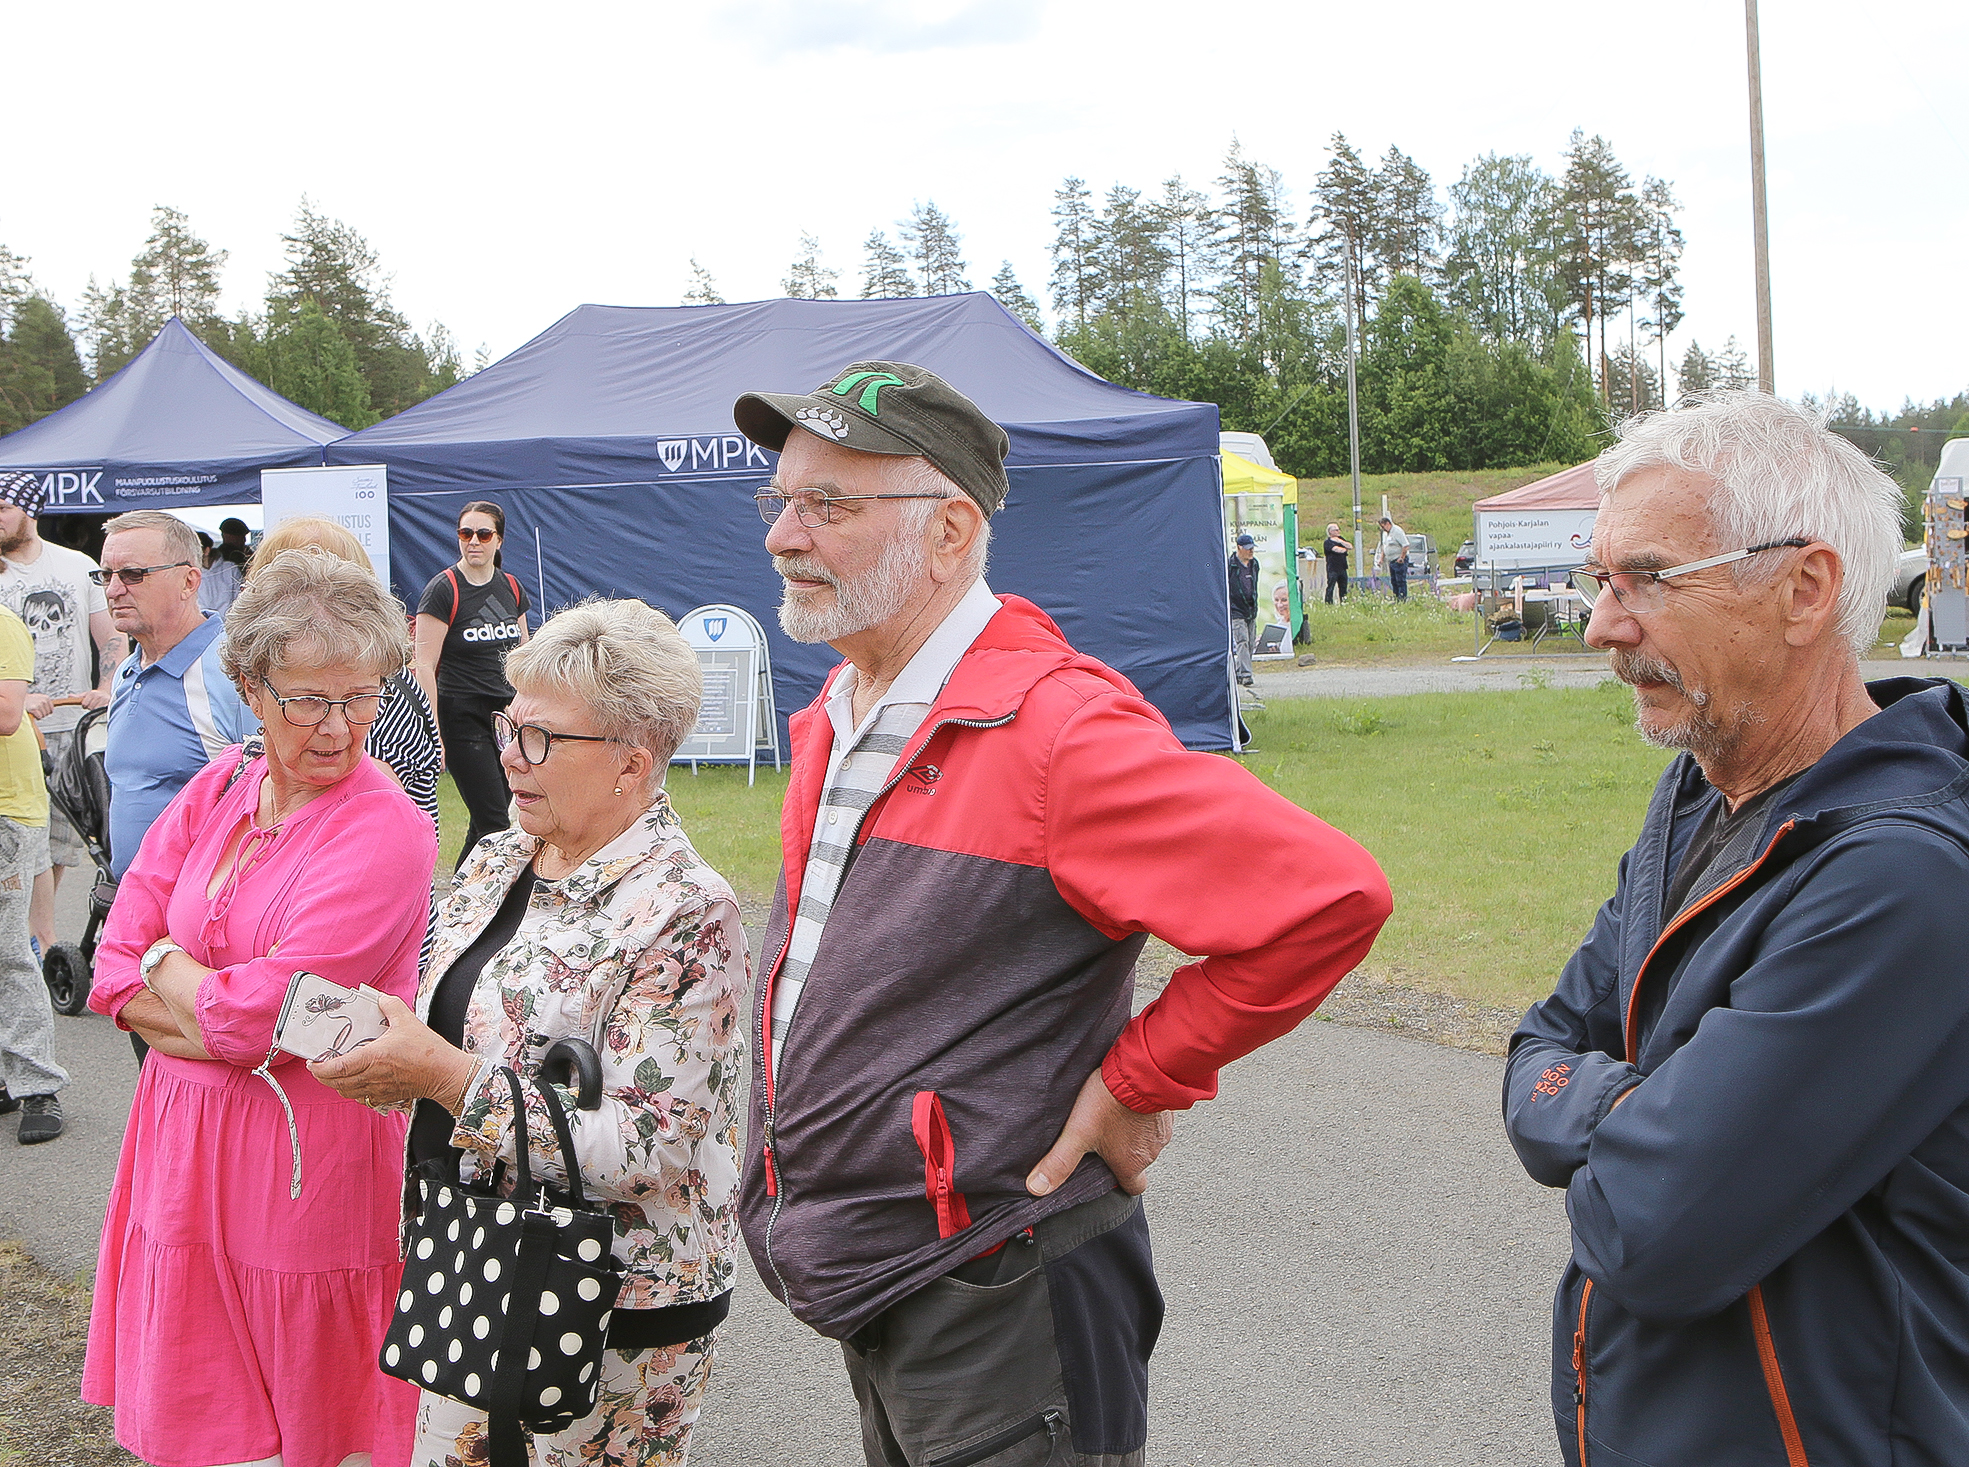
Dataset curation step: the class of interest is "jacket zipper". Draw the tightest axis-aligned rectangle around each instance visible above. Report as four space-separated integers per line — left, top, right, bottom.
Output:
1572 1278 1593 1465
926 1409 1064 1467
1624 821 1795 1063
911 1091 975 1238
1748 1285 1810 1467
754 710 1016 1306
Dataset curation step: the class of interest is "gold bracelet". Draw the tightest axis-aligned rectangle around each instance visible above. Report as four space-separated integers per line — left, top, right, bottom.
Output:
436 1057 480 1117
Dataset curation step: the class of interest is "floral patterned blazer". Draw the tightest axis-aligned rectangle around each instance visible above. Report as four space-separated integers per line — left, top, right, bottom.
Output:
416 794 749 1310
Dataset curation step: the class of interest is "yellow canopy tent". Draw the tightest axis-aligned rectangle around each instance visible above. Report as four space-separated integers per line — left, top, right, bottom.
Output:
1221 451 1296 501
1220 451 1302 650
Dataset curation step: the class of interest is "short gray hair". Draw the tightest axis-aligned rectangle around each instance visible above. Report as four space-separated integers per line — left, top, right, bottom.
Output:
220 548 409 691
504 599 702 766
102 511 201 565
1595 390 1903 657
893 456 991 578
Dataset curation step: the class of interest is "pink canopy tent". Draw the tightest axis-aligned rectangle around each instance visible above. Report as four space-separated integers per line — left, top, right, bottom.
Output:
1472 461 1600 571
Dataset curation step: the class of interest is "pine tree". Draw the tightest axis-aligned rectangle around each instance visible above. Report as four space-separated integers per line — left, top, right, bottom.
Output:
859 231 916 299
1633 177 1684 398
1048 177 1102 330
130 206 227 326
782 233 839 299
0 296 89 434
1370 147 1442 283
1677 340 1717 401
990 263 1044 332
900 202 970 296
268 200 455 417
1712 336 1754 391
1604 340 1663 416
1211 139 1294 349
1555 130 1643 407
0 242 34 334
1095 185 1171 319
1310 133 1380 328
1155 174 1211 341
681 258 725 306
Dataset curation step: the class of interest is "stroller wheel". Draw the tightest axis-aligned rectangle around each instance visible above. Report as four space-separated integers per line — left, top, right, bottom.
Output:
44 943 89 1017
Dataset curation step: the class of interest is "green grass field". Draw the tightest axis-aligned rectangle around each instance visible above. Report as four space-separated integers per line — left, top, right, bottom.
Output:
441 682 1678 1014
1237 685 1672 1009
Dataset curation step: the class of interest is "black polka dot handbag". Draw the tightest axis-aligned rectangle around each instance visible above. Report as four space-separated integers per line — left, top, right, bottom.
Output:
381 1064 622 1466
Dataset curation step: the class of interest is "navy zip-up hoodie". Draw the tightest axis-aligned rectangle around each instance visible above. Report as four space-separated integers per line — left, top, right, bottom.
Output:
1505 678 1969 1467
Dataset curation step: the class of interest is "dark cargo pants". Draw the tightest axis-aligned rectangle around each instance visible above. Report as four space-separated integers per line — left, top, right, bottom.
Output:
841 1189 1162 1467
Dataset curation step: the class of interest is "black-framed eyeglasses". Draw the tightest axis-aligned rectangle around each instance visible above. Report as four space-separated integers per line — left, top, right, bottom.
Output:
492 711 625 766
755 486 953 527
457 527 499 543
1570 538 1810 615
258 678 388 727
88 561 194 587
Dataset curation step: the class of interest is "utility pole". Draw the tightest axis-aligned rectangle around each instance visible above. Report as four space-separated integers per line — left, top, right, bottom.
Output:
1746 0 1775 393
1345 234 1364 580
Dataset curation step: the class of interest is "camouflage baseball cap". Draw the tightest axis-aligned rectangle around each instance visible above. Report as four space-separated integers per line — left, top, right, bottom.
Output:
733 361 1011 515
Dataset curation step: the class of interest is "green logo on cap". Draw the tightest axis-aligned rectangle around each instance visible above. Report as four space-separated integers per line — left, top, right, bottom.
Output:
831 370 907 417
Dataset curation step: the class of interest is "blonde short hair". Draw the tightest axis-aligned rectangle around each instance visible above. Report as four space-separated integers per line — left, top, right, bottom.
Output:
504 599 702 765
221 548 409 691
250 517 372 577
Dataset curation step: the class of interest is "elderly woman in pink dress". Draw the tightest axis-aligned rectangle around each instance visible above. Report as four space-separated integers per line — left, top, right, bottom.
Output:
85 548 439 1467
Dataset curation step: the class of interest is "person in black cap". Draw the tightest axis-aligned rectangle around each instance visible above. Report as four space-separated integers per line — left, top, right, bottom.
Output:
1228 532 1260 688
729 361 1391 1467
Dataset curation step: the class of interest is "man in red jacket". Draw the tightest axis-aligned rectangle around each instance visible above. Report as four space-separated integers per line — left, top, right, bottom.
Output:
732 361 1392 1467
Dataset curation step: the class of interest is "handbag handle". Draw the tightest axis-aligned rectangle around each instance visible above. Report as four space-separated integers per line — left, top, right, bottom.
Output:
497 1066 532 1202
539 1037 603 1110
530 1073 588 1211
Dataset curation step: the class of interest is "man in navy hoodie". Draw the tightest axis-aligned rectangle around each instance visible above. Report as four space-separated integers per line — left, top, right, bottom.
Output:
1505 390 1969 1466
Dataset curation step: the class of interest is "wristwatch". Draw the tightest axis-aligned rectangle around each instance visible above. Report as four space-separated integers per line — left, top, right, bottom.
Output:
139 938 184 990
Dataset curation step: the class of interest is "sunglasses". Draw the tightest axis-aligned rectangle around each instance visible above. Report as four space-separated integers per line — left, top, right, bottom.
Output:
88 561 194 587
458 527 499 543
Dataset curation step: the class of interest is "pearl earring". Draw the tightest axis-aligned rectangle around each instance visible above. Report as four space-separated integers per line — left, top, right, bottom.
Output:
614 787 623 796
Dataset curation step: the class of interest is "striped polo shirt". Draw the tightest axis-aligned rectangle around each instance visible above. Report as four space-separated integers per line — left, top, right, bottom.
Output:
770 577 1003 1082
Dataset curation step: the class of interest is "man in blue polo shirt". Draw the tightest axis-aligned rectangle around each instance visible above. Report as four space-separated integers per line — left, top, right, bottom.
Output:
101 512 255 882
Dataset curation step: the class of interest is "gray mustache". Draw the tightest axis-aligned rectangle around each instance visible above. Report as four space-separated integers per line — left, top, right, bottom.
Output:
1610 651 1686 692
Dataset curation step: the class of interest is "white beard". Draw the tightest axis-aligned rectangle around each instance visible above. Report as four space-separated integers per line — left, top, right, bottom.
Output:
775 533 927 644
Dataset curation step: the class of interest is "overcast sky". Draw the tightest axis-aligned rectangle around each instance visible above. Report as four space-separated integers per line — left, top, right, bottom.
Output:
10 0 1965 414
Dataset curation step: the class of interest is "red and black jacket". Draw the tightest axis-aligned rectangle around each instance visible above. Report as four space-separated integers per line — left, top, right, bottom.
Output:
738 594 1391 1341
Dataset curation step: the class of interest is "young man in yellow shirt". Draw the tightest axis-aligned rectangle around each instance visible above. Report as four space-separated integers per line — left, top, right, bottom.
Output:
0 602 61 1143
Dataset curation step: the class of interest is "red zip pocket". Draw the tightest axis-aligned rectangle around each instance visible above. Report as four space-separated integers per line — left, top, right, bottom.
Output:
911 1091 974 1238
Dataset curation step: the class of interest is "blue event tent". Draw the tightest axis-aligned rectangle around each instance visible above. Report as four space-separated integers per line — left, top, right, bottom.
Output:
0 317 343 513
330 294 1235 748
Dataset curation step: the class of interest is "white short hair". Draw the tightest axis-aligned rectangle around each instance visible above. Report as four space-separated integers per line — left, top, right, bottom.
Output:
892 457 991 578
503 598 702 765
1594 390 1903 657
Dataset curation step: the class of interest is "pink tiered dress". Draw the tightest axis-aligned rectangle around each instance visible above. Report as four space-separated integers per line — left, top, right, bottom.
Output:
85 752 439 1467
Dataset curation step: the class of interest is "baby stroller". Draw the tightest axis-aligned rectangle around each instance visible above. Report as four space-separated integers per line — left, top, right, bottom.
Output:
39 700 114 1016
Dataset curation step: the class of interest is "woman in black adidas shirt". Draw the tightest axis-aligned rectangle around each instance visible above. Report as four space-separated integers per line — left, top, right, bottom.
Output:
415 501 529 868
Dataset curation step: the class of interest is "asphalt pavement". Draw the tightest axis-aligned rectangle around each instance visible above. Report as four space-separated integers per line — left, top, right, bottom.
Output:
1253 654 1942 700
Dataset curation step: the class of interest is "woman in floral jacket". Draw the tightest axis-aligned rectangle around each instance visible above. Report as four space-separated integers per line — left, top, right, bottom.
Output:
313 598 747 1467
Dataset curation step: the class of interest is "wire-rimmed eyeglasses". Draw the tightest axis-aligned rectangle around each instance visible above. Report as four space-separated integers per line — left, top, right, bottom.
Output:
1570 538 1810 615
492 711 625 766
755 486 953 527
259 678 388 727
